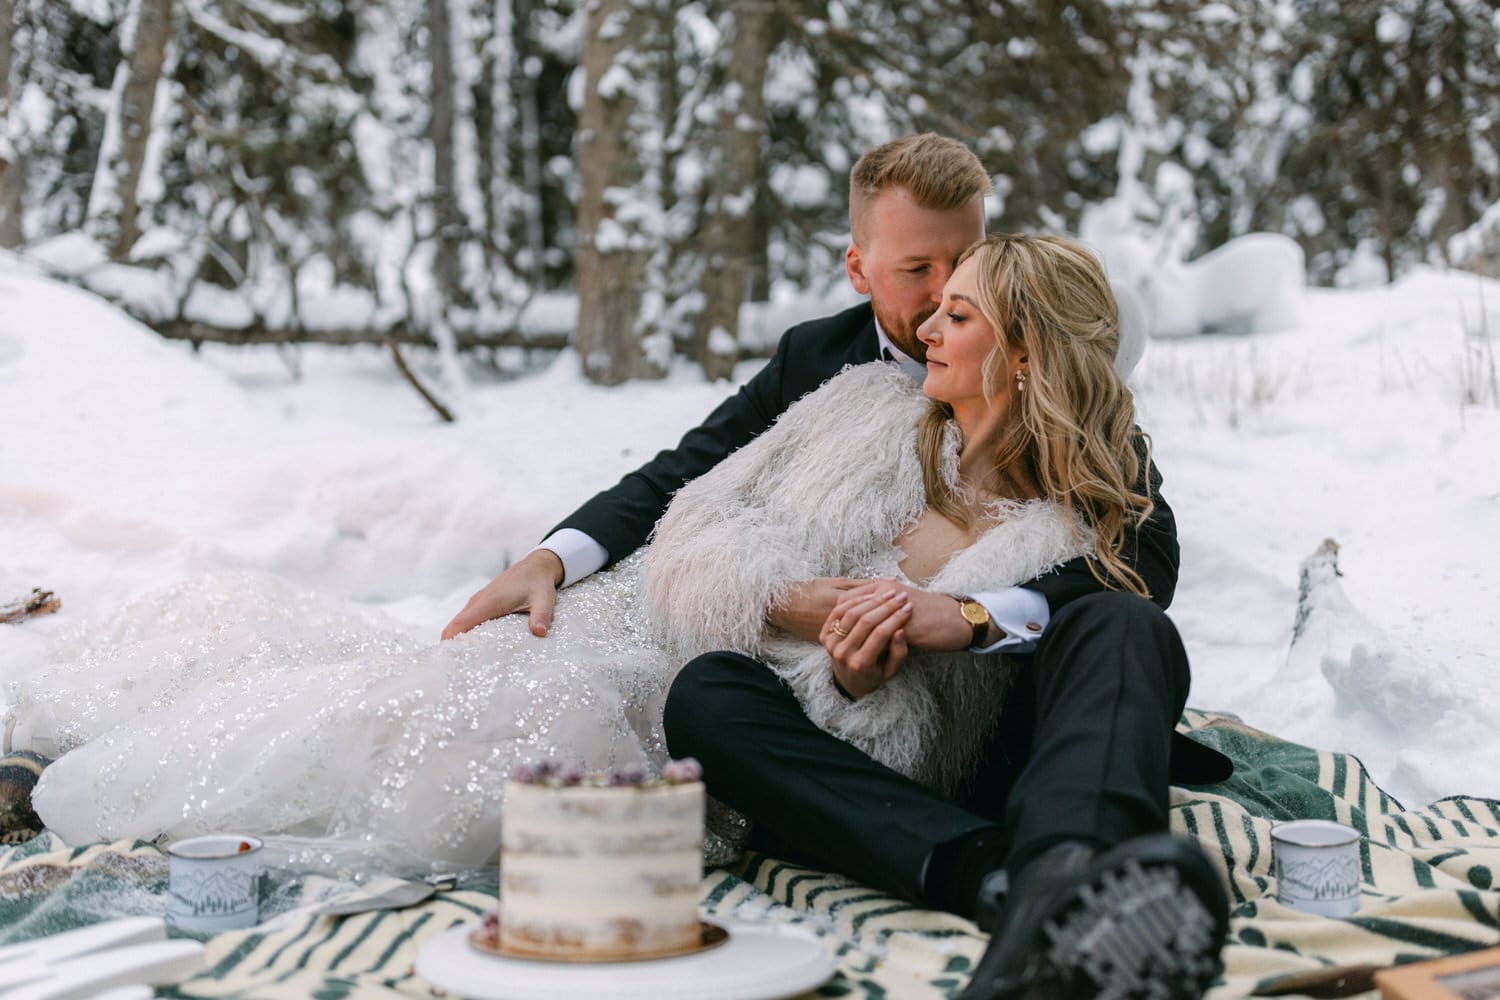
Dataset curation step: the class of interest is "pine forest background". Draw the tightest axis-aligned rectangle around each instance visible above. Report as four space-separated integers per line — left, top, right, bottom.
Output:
2 0 1498 384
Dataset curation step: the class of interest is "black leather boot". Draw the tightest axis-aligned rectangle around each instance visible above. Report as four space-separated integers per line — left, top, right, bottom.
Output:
958 834 1229 1000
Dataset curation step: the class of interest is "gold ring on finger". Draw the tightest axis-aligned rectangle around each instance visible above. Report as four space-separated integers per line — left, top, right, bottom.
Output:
831 621 849 637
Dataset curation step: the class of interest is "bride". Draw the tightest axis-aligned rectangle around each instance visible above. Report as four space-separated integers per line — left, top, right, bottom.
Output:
5 233 1150 869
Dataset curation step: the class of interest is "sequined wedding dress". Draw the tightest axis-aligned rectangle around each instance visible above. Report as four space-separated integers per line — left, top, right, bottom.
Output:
6 558 670 867
7 364 1082 870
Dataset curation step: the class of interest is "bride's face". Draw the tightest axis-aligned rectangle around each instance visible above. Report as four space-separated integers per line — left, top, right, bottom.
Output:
916 258 1018 417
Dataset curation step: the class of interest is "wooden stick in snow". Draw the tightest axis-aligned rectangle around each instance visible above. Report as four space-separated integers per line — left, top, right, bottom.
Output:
385 337 457 423
0 589 60 624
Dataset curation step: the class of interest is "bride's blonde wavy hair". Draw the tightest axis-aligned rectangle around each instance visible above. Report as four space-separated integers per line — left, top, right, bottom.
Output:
916 233 1155 597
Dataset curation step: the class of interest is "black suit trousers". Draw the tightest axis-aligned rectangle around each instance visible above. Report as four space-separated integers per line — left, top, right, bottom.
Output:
662 591 1193 911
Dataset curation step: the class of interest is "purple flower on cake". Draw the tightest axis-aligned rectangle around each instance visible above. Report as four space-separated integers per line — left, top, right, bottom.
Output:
661 758 703 784
608 764 648 787
508 758 702 787
508 762 541 784
510 760 586 786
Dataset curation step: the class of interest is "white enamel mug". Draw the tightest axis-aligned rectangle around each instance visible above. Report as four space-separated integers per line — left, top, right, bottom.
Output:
166 835 263 932
1271 819 1361 917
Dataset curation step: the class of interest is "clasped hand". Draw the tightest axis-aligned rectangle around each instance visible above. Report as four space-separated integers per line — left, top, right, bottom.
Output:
820 579 968 700
821 582 911 700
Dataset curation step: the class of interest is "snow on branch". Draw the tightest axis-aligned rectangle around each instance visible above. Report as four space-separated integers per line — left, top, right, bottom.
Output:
181 0 342 80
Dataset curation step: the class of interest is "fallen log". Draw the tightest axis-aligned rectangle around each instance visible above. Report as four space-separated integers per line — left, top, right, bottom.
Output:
155 319 573 352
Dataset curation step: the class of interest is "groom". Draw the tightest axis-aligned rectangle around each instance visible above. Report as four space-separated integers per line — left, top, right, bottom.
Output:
445 133 1230 999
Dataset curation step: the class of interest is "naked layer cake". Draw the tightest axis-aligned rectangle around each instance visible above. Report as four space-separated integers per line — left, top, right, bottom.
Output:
498 760 705 961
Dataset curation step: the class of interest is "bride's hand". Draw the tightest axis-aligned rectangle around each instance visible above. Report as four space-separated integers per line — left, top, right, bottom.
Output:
831 580 973 652
821 587 913 700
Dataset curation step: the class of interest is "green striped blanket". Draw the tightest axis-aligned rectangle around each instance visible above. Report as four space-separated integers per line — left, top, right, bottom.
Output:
1 712 1497 999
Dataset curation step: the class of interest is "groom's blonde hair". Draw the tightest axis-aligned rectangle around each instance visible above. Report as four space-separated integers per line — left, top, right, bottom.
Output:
916 234 1155 598
849 134 990 246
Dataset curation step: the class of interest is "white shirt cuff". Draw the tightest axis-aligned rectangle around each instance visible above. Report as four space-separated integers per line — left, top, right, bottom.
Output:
532 529 609 589
970 587 1049 653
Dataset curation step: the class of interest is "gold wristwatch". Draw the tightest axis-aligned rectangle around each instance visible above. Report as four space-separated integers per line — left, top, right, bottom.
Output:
953 595 991 647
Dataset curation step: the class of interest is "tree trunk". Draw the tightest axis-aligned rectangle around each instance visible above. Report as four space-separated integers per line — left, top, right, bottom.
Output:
428 0 463 305
749 169 772 303
511 0 545 290
573 0 667 385
1376 164 1396 285
92 0 173 260
0 0 20 248
692 1 775 381
475 0 506 281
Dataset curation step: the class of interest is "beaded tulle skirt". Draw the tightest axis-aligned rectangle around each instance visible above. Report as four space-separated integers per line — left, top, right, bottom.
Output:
5 555 682 868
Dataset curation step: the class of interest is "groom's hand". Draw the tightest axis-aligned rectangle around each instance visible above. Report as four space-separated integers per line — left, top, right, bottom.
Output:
441 549 565 640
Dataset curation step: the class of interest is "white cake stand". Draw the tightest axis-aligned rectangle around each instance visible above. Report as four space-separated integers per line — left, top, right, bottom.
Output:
415 921 837 1000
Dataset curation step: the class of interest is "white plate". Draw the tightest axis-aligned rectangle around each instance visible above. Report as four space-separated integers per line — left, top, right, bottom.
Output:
415 921 837 1000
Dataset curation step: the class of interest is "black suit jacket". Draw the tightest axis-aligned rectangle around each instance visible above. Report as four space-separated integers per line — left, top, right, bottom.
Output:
555 300 1179 612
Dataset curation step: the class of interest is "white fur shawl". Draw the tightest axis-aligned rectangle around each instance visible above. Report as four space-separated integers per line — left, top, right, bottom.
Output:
643 363 1084 795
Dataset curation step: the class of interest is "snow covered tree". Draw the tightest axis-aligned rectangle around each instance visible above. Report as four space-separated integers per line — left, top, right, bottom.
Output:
573 0 672 384
6 0 1499 365
1117 0 1285 255
0 0 19 248
415 0 522 330
428 0 463 307
689 0 776 380
149 0 379 327
1273 0 1500 282
7 0 119 240
747 0 1141 285
496 0 580 292
87 0 173 260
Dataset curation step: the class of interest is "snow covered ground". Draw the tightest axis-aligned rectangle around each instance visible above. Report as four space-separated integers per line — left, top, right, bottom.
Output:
1 255 1497 811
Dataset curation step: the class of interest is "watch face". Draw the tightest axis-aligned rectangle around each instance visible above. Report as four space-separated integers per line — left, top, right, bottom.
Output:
961 601 989 625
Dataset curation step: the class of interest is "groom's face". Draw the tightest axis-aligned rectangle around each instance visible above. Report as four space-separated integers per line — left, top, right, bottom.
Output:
845 187 985 362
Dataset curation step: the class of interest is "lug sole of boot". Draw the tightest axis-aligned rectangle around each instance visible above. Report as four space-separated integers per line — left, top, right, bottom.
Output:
1033 855 1224 1000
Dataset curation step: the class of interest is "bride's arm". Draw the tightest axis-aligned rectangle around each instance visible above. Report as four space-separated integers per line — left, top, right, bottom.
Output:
644 364 917 658
764 578 862 639
641 416 835 658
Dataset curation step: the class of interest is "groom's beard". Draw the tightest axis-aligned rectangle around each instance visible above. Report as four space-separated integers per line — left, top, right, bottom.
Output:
876 301 935 363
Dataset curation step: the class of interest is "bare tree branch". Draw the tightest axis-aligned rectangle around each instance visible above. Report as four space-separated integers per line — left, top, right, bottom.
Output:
385 337 455 423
